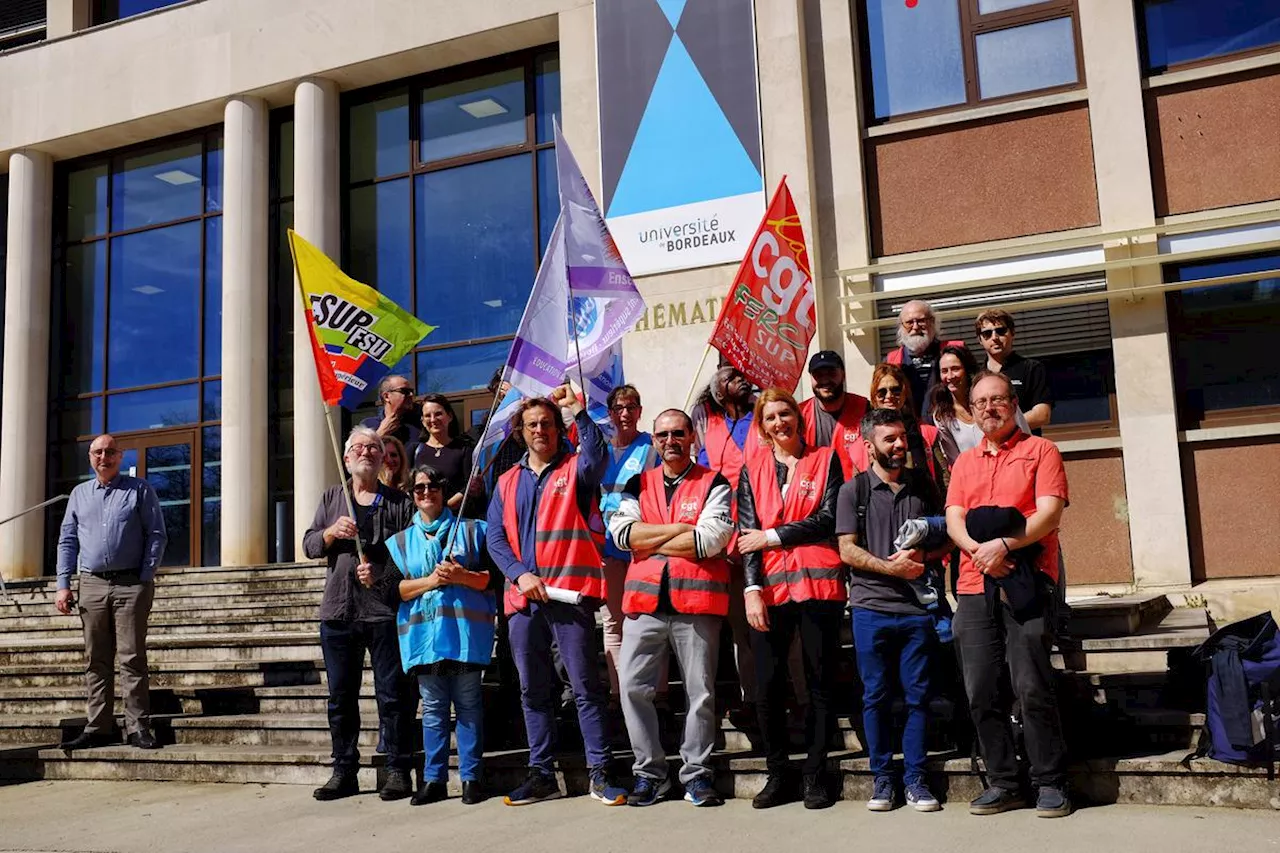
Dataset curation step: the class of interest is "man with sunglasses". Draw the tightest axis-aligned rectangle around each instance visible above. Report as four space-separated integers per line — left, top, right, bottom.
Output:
361 374 424 463
886 300 963 420
975 309 1052 433
608 409 734 807
55 434 167 752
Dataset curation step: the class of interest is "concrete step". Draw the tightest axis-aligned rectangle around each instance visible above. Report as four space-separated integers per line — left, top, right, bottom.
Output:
171 714 383 748
0 575 327 605
1053 607 1210 673
0 632 321 666
1065 593 1172 638
0 603 321 628
0 659 327 690
0 615 320 641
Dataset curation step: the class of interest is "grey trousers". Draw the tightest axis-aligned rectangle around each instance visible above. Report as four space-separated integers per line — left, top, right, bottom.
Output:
78 573 154 735
619 610 722 785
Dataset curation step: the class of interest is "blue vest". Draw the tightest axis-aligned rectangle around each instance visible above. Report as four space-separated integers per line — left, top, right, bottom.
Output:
387 510 495 670
600 433 657 560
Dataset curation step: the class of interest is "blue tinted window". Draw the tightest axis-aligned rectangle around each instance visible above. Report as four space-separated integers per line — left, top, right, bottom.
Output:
536 54 561 144
417 340 513 394
67 164 109 242
414 155 534 345
537 147 559 258
349 92 410 183
348 178 412 309
55 397 104 443
63 242 108 394
112 142 203 231
204 217 222 375
202 425 221 566
106 383 199 432
865 0 966 119
108 222 201 387
1043 350 1114 425
202 380 221 422
205 134 223 213
420 68 527 162
1170 253 1280 419
1143 0 1280 72
116 0 186 17
975 18 1078 100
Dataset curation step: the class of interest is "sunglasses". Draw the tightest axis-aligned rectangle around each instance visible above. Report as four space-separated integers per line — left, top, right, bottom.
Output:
875 385 904 399
654 429 687 440
979 326 1009 339
412 482 444 495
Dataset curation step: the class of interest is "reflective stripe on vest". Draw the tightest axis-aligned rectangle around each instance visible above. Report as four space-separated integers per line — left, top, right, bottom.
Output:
746 445 846 606
498 454 604 614
800 395 869 480
398 604 496 634
621 465 731 617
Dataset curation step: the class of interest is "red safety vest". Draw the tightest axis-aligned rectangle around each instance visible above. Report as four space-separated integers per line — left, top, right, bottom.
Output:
622 465 731 617
846 421 942 478
885 340 965 366
745 446 846 606
800 395 869 479
497 454 604 614
702 410 770 494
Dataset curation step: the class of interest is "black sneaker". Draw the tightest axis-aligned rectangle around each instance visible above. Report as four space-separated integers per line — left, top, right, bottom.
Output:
379 768 413 801
1035 785 1072 818
752 774 790 809
411 781 448 806
313 769 359 801
802 773 832 809
969 786 1026 815
504 769 562 806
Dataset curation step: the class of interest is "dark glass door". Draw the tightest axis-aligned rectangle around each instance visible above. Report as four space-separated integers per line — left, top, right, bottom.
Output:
116 429 198 567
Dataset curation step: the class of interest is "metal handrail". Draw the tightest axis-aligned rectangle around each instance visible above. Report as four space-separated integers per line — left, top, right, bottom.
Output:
0 494 69 603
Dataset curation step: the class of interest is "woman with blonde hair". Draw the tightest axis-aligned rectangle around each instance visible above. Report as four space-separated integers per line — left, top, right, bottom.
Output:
735 388 845 810
379 434 412 494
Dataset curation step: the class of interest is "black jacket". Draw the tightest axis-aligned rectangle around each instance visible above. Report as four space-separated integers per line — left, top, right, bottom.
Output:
965 505 1043 623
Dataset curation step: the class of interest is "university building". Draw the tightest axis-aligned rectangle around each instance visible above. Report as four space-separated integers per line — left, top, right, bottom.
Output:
1 0 1278 620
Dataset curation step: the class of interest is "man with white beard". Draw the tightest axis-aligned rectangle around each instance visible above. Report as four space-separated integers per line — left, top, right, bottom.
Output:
886 300 963 420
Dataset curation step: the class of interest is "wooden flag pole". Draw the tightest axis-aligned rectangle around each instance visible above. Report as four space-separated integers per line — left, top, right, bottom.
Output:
441 372 512 556
682 342 715 414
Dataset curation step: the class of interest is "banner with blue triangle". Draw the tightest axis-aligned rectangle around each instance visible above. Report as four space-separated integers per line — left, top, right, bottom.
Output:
596 0 765 276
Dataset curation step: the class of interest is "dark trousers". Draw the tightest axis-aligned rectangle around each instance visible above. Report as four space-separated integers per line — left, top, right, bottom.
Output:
319 619 414 771
751 599 844 776
953 594 1067 790
508 601 612 774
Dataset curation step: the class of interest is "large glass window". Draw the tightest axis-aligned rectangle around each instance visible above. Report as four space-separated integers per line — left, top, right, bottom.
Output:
1168 252 1280 427
51 131 223 566
860 0 1082 121
344 49 560 400
92 0 187 25
267 110 296 562
1140 0 1280 73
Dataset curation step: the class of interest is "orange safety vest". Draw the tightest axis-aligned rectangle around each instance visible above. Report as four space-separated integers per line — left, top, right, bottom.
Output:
846 421 941 478
497 454 604 614
885 340 965 366
800 395 869 479
745 445 846 606
622 465 731 617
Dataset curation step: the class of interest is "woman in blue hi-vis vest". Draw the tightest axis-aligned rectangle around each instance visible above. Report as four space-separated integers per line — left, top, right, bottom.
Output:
388 464 495 807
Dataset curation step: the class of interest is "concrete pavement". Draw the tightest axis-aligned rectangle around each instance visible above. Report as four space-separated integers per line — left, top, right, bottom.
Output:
1 781 1277 853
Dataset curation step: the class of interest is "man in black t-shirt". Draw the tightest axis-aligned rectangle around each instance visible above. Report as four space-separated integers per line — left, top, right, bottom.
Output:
836 408 951 814
975 308 1052 433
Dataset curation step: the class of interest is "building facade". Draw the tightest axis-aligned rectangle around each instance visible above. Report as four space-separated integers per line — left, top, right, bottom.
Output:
2 0 1279 618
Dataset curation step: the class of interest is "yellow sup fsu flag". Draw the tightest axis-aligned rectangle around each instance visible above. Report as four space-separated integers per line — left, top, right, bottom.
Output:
288 229 435 409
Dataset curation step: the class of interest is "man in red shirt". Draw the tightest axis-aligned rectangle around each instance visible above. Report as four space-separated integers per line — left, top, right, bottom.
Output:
945 372 1070 819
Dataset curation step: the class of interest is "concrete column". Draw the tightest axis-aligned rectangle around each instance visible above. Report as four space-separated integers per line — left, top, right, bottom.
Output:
1079 0 1192 587
0 151 53 580
46 0 92 38
292 78 341 555
558 6 601 196
220 96 269 567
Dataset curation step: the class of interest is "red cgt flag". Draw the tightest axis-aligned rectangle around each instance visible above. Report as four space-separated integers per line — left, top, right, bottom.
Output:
708 178 816 393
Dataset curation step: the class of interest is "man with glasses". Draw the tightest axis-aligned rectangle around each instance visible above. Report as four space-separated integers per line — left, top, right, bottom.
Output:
362 374 424 463
55 434 167 751
975 309 1052 433
608 408 734 807
886 300 963 419
303 425 415 802
598 385 660 711
486 385 627 807
945 372 1071 818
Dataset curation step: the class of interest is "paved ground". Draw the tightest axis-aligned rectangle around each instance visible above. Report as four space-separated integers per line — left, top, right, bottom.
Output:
1 781 1277 853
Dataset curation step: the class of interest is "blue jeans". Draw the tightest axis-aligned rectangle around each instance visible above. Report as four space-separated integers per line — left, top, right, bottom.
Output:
418 669 484 782
852 608 933 784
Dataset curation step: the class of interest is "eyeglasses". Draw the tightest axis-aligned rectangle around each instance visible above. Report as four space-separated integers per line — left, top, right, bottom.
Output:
610 404 640 414
89 449 121 458
412 482 444 495
875 385 904 399
901 317 932 329
385 387 414 397
522 420 556 432
654 429 687 440
979 326 1010 340
971 395 1012 410
349 443 383 456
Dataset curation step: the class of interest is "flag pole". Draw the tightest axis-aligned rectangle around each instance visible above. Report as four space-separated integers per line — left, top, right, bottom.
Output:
443 370 511 556
287 229 366 566
682 342 714 413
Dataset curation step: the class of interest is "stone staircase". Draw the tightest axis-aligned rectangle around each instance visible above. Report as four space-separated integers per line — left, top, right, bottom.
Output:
0 565 1275 808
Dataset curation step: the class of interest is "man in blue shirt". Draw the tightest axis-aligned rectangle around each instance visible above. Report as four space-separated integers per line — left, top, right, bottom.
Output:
55 434 167 751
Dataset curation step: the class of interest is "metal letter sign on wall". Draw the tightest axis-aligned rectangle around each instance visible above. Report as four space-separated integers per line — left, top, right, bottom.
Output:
596 0 765 277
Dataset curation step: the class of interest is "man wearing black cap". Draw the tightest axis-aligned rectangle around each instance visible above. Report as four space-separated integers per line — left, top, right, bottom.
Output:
800 350 870 478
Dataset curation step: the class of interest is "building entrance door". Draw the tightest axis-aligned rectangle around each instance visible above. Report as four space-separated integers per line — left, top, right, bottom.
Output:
115 428 200 568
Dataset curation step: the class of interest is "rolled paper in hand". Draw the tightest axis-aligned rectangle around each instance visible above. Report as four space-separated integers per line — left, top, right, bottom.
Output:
544 586 584 606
